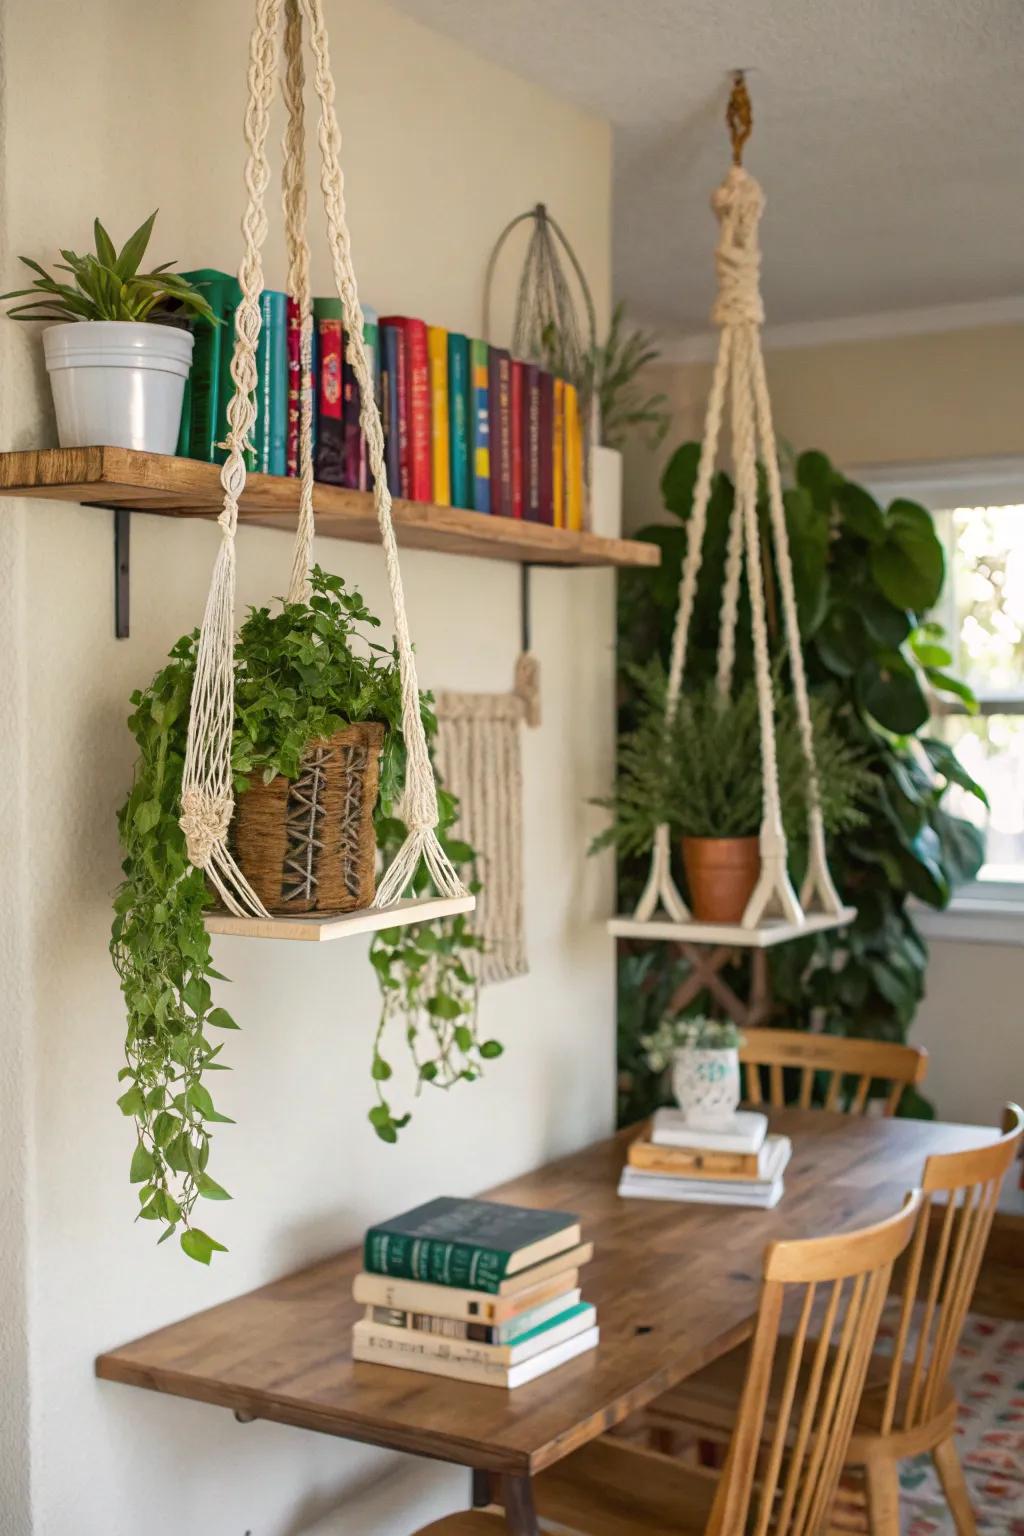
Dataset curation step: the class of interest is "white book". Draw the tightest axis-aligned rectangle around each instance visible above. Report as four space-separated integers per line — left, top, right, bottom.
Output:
651 1107 768 1155
618 1167 785 1210
355 1302 596 1369
353 1322 600 1389
367 1288 583 1345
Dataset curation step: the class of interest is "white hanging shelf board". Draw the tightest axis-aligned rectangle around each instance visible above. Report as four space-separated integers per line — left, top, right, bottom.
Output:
205 893 476 944
607 907 856 950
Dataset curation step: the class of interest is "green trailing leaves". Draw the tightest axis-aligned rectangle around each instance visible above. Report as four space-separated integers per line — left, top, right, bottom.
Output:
112 566 498 1260
870 500 945 613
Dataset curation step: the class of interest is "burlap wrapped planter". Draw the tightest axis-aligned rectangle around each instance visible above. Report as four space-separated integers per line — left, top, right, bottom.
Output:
230 722 385 914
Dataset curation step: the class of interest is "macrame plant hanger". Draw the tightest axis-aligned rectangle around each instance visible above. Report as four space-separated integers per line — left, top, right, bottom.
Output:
613 74 853 945
179 0 471 934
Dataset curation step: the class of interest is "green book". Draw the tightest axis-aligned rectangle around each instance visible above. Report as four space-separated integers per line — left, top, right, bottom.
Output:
178 270 239 464
448 333 471 508
364 1197 581 1294
253 288 288 475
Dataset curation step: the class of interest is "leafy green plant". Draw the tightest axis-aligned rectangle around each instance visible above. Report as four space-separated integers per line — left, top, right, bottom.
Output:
588 303 671 451
613 443 986 1122
111 567 494 1262
541 301 670 450
641 1014 743 1072
1 211 218 325
594 662 872 856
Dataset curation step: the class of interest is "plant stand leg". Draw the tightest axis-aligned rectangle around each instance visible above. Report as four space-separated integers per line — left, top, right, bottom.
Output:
502 1475 539 1535
666 943 772 1033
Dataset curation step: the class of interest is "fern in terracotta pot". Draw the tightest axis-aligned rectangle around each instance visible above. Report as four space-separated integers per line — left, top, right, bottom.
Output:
594 663 872 923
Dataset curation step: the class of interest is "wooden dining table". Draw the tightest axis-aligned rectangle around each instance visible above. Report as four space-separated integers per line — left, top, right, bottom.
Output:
95 1109 998 1533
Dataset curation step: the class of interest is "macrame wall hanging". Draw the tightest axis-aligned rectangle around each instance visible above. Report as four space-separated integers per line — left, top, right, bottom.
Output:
434 653 540 984
179 0 472 934
611 74 854 947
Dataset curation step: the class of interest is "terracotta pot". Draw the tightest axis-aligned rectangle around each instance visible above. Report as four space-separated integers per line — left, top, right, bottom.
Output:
681 835 760 924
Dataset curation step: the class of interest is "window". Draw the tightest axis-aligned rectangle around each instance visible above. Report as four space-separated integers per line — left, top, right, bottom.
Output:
932 501 1024 890
860 458 1024 938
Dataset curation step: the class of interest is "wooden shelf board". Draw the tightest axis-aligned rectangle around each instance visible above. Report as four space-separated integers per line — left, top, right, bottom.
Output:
205 892 476 943
607 907 857 950
0 447 660 570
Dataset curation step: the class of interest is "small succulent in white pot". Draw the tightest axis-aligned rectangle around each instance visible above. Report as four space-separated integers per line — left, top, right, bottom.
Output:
1 212 217 455
641 1014 744 1130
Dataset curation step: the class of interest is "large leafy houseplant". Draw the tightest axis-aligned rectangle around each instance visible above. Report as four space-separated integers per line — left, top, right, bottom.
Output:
112 567 497 1263
614 443 985 1122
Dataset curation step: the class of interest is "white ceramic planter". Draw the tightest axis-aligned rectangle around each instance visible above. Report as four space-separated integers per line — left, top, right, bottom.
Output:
43 321 194 455
672 1046 741 1129
589 444 623 539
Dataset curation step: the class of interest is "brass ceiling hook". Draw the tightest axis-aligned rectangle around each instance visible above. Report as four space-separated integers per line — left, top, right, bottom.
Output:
726 71 753 166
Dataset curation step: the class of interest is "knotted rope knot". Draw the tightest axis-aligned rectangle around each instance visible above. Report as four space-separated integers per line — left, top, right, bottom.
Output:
179 788 234 869
710 165 765 329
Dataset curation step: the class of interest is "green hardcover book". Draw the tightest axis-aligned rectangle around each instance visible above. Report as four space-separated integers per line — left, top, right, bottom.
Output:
448 333 471 508
253 288 288 475
364 1197 581 1294
177 270 255 467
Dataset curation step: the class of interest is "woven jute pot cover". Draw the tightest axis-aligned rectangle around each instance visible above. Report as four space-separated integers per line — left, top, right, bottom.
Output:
230 722 385 914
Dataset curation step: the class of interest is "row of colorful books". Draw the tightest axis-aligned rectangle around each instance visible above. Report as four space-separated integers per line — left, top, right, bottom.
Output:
174 269 585 527
352 1196 597 1389
619 1109 791 1209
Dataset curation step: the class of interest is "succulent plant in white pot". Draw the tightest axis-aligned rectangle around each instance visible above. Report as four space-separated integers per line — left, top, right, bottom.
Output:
641 1014 744 1130
1 211 217 455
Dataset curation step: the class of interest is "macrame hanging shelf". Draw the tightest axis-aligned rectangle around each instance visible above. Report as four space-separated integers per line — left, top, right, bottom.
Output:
184 0 473 943
609 76 854 951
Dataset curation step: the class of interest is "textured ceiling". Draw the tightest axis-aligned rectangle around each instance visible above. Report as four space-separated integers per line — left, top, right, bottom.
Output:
387 0 1024 334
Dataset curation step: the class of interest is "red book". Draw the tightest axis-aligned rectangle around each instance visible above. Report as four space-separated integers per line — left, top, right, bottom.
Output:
381 315 431 501
315 304 345 487
510 359 524 519
538 371 554 525
522 364 541 522
286 297 301 477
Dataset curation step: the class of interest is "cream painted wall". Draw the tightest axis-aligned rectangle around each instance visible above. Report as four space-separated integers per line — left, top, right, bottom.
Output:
1 2 614 1533
622 323 1024 533
621 323 1024 1129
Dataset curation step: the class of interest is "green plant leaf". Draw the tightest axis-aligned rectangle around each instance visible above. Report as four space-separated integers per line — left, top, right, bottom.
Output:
114 210 158 280
180 1228 227 1265
926 671 979 714
207 1007 240 1030
870 500 945 612
196 1172 232 1201
856 655 930 734
117 1085 145 1117
129 1141 155 1183
921 737 988 804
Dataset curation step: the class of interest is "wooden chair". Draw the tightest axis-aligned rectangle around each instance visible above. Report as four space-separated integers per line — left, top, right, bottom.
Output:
412 1193 922 1536
740 1027 928 1116
647 1104 1024 1536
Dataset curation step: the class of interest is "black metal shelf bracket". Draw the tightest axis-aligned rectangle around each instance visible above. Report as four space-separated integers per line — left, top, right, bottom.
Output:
113 507 130 639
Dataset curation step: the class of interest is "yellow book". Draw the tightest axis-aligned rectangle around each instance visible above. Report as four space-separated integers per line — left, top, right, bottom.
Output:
552 378 566 529
564 383 583 532
427 325 451 506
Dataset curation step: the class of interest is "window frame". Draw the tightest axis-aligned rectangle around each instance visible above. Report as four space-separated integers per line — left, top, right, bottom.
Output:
853 454 1024 942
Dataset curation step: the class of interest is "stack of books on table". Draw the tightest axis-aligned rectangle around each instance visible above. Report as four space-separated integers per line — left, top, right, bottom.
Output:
352 1197 598 1389
618 1109 791 1210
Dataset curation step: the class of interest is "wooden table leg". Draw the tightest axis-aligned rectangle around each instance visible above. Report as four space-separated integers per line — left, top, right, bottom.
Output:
502 1474 539 1535
471 1468 493 1507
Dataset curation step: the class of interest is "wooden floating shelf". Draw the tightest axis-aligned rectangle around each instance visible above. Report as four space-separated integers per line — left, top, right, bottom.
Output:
607 907 857 950
205 892 476 944
0 447 660 570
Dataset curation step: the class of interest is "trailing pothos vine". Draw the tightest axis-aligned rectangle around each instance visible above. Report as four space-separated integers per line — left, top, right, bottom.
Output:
111 566 499 1263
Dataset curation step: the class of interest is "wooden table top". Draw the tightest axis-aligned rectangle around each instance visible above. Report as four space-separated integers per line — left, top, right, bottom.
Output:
95 1110 997 1476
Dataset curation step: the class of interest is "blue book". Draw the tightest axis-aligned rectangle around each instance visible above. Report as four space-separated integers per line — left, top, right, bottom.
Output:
469 338 491 513
448 333 471 509
254 289 288 475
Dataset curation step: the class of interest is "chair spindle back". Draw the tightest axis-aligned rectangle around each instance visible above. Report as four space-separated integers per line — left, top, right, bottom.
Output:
740 1028 927 1117
707 1192 923 1536
879 1102 1024 1435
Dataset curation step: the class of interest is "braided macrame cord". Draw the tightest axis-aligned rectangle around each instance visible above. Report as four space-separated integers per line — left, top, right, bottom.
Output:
180 0 465 917
633 139 842 931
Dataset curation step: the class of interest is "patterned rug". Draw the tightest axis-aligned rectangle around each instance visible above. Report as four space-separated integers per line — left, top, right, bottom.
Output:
829 1311 1024 1534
